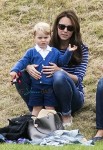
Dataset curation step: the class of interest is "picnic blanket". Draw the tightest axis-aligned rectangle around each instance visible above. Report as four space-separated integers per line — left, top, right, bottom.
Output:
0 129 94 146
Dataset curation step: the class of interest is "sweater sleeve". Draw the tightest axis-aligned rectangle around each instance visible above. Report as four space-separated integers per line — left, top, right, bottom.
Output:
11 49 32 73
57 49 73 66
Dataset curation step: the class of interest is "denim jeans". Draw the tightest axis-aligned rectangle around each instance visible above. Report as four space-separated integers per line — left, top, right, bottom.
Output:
15 71 32 111
96 78 103 129
15 70 84 114
53 71 84 115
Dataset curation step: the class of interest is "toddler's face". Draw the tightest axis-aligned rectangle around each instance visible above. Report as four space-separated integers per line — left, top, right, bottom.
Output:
35 31 51 49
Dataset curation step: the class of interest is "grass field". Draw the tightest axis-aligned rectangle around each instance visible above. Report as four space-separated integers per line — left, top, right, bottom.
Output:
0 142 103 150
0 0 103 149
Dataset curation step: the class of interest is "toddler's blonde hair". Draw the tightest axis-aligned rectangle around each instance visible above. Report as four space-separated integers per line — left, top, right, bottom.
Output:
33 22 51 36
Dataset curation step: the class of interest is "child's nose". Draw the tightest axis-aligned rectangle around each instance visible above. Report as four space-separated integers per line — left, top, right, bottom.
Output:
42 38 45 41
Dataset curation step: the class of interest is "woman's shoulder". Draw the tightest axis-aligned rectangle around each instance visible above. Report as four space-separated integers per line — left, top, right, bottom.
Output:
81 43 88 49
81 43 89 53
81 43 89 59
81 43 89 55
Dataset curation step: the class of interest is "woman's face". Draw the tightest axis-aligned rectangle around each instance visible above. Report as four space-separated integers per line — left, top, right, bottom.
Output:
57 17 74 41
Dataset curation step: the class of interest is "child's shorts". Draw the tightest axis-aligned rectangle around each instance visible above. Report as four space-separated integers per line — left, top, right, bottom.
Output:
28 84 57 107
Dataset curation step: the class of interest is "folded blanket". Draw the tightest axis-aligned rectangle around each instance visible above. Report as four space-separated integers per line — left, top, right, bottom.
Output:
0 129 94 146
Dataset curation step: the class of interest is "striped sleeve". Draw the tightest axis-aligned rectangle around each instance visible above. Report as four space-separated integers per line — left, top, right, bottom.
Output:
74 44 89 84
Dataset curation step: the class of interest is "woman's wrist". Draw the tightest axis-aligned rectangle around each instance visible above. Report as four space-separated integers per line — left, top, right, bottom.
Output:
26 65 31 71
60 68 63 71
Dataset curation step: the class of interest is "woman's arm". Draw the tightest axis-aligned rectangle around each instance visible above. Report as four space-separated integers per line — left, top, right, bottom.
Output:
42 45 88 83
61 69 78 83
71 45 89 84
42 63 78 81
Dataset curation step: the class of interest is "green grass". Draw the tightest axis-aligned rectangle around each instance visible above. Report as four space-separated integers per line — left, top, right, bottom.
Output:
0 0 103 149
0 142 103 150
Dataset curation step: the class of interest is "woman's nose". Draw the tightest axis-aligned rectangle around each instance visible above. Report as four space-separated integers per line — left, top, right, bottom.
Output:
64 27 68 32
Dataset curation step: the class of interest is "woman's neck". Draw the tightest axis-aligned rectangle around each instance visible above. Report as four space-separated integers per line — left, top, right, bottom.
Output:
60 40 69 50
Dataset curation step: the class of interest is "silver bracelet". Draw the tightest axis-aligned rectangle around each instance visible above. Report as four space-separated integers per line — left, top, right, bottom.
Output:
60 68 63 71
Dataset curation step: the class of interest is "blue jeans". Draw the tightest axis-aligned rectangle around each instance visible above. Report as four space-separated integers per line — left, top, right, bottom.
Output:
15 71 32 111
96 78 103 129
15 70 84 114
53 71 84 115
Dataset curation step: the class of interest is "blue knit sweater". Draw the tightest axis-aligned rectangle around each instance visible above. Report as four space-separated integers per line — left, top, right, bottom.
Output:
11 47 72 85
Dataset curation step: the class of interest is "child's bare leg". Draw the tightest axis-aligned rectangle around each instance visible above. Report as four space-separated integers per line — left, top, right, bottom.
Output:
32 106 43 116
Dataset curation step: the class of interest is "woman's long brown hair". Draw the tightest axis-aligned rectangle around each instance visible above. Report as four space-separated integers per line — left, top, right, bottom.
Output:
50 10 83 66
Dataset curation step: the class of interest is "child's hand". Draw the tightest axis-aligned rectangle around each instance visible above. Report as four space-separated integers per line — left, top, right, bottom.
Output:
68 44 78 51
10 71 19 81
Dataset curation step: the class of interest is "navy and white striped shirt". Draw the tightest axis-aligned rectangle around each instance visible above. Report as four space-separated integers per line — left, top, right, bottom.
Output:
60 44 89 95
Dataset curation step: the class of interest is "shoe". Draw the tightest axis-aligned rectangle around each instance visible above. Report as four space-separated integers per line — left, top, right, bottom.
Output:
63 118 72 129
0 134 5 143
92 136 103 142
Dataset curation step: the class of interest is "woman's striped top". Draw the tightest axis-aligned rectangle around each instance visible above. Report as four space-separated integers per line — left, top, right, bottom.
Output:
60 44 89 95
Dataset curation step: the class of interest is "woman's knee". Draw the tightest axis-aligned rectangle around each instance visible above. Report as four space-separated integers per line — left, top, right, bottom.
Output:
98 78 103 89
53 71 66 85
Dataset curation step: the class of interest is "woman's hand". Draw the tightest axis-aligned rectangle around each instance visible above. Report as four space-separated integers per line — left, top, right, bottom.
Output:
26 64 41 80
42 62 60 77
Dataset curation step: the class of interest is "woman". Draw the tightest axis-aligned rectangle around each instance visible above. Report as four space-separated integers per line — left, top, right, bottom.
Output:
92 77 103 142
14 10 88 127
